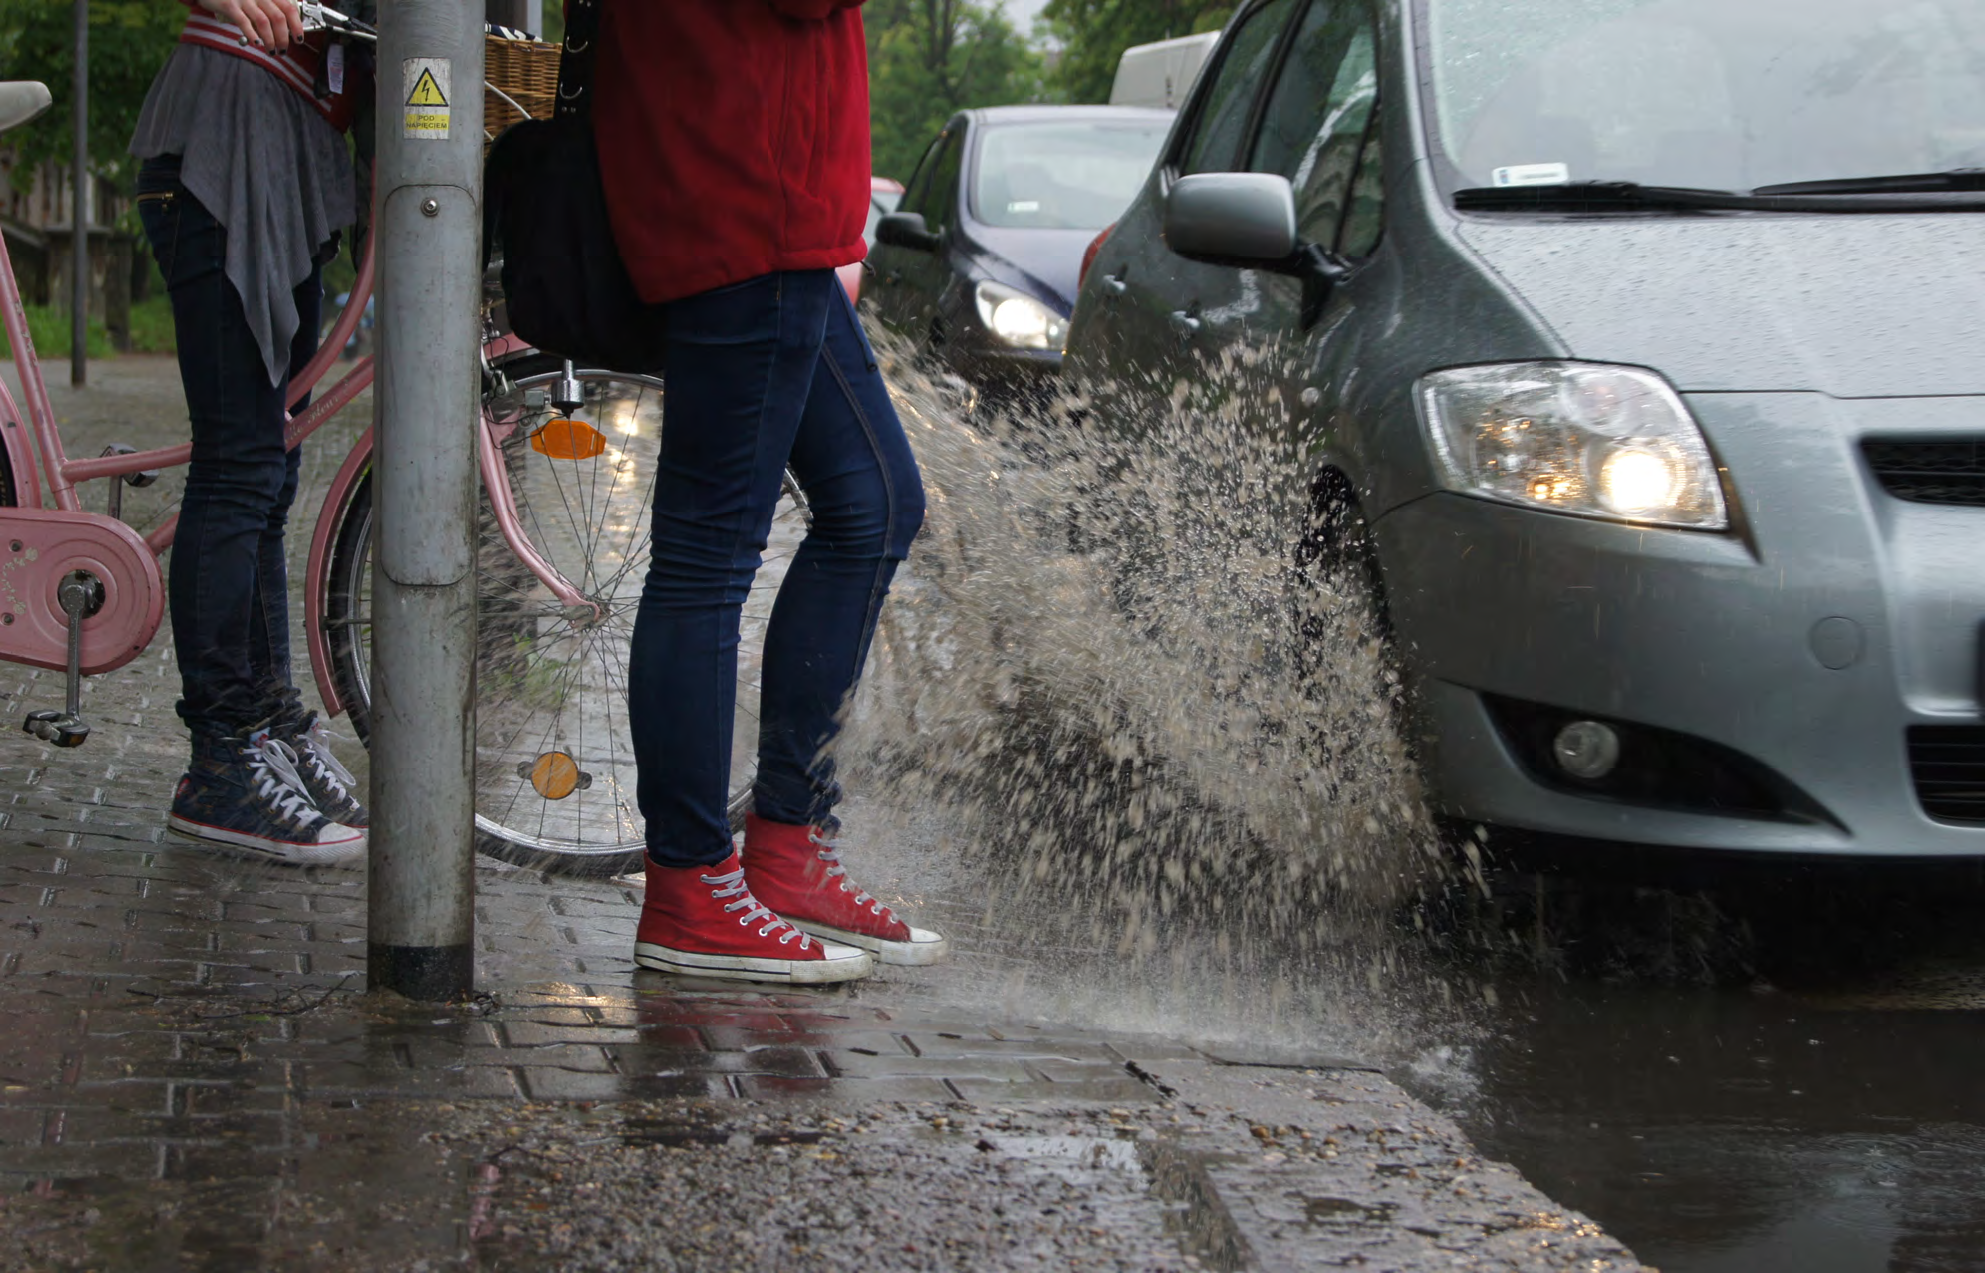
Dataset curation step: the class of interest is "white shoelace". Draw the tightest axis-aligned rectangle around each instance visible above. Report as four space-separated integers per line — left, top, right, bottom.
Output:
246 735 322 829
702 867 813 948
297 722 360 803
810 833 896 922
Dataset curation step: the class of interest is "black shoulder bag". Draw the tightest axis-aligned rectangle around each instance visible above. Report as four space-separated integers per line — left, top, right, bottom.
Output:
483 0 665 373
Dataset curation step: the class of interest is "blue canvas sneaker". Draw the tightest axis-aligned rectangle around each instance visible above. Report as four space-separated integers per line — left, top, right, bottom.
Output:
167 728 365 865
276 713 369 829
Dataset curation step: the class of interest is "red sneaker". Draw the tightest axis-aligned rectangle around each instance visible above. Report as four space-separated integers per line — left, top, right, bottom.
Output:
742 814 949 966
634 851 872 985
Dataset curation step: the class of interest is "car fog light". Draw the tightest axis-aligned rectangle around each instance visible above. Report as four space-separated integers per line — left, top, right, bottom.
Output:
1553 720 1621 780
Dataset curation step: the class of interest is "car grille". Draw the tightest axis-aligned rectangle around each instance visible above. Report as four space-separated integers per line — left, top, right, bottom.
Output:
1908 726 1985 825
1862 439 1985 506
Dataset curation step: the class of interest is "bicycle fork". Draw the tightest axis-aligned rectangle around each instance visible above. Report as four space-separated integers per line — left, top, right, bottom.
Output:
23 569 105 747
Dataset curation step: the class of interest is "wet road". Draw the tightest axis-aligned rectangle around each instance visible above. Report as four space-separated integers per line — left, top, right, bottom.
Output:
1418 861 1985 1273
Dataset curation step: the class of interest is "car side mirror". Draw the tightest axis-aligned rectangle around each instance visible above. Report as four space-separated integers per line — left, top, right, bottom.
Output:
1165 172 1350 321
876 211 941 252
1165 173 1299 265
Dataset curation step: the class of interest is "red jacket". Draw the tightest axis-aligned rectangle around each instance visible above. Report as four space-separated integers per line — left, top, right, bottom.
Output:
593 0 871 305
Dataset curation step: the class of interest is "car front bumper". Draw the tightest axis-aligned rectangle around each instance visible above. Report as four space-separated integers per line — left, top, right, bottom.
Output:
950 344 1062 385
1372 391 1985 857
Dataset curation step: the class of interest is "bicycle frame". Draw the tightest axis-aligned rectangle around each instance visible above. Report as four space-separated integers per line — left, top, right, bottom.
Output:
0 218 601 713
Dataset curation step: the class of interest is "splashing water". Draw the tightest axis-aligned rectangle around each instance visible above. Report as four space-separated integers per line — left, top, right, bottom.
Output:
839 332 1466 1057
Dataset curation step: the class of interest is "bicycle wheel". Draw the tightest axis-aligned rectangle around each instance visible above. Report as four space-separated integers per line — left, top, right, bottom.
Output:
322 364 810 876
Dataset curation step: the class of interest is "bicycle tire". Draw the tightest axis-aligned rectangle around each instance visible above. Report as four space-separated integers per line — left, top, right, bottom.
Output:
321 358 810 877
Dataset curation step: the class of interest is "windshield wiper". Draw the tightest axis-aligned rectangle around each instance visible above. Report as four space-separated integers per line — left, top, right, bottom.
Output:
1454 182 1748 212
1753 168 1985 196
1454 179 1985 214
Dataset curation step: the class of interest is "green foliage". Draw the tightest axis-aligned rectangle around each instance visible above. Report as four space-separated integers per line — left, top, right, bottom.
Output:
0 296 176 359
0 302 112 359
1040 0 1234 104
0 0 184 193
124 292 173 353
865 0 1044 183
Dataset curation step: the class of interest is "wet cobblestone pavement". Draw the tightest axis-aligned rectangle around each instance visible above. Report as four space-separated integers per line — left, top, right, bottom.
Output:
0 360 1646 1271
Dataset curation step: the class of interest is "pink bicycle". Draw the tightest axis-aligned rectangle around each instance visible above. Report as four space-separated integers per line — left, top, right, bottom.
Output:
0 79 805 877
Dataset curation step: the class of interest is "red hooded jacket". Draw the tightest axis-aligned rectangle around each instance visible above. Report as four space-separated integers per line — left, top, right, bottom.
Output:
592 0 871 305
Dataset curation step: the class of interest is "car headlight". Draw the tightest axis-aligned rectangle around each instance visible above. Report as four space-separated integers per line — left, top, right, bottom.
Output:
973 281 1067 351
1418 362 1727 530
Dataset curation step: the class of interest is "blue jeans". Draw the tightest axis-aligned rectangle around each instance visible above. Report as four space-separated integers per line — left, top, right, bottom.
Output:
137 155 326 739
631 270 925 868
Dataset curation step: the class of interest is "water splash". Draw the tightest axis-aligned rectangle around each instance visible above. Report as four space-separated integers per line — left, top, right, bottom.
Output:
841 334 1462 1056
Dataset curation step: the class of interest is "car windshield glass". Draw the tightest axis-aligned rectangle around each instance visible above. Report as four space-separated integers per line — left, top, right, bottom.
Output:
1418 0 1985 196
972 120 1171 230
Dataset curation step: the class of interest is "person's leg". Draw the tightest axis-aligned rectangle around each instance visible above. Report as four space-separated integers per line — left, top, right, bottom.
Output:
628 269 872 985
753 282 926 827
145 165 297 737
251 253 323 726
265 246 369 828
630 270 837 869
738 284 943 965
139 156 361 864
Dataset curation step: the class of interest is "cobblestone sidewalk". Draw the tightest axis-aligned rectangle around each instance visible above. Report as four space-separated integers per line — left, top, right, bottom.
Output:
0 360 1646 1271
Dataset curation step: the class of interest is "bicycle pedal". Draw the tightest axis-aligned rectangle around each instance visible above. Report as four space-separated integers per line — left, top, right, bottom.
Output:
23 710 90 748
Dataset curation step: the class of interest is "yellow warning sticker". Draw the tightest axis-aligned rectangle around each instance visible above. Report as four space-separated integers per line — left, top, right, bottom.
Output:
402 57 451 139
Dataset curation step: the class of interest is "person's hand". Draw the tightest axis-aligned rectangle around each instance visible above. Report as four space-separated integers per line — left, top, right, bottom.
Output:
198 0 305 52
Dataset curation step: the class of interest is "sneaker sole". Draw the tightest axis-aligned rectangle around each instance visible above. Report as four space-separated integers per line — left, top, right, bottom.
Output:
790 920 950 966
632 940 873 985
166 814 366 866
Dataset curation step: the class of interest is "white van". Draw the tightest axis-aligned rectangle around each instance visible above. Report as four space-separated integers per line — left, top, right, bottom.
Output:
1107 31 1220 110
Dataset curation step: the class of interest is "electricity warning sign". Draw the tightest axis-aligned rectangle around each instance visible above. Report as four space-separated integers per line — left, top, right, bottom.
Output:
403 58 451 139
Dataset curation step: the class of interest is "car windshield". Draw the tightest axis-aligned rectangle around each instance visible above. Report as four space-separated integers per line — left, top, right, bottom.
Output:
1419 0 1985 195
971 120 1171 230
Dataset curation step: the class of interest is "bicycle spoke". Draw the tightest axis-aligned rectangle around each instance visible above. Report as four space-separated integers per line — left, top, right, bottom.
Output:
382 368 805 864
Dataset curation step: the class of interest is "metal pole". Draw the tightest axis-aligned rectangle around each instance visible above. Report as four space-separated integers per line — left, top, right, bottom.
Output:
369 0 483 1000
69 0 86 387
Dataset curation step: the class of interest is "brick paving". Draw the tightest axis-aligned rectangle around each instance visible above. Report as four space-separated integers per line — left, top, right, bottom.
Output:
0 359 1646 1271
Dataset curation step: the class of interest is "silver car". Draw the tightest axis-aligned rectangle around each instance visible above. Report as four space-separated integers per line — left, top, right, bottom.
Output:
1065 0 1985 856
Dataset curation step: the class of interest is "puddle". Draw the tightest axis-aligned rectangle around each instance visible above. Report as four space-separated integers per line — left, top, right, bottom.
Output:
982 1134 1144 1173
1418 869 1985 1273
1299 1193 1398 1224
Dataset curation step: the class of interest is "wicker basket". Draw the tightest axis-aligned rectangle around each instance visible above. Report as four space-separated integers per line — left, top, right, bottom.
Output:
484 34 560 143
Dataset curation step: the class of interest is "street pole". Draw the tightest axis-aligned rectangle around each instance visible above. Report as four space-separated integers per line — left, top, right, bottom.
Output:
368 0 483 1000
69 0 86 387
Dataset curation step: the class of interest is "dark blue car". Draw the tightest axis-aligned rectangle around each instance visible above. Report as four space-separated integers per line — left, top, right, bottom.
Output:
868 105 1172 391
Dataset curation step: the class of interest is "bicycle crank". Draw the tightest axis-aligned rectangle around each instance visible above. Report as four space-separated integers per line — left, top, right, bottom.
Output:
23 570 105 748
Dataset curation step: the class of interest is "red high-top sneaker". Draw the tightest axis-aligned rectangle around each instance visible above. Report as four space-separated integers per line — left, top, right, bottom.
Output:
634 851 872 985
742 814 949 966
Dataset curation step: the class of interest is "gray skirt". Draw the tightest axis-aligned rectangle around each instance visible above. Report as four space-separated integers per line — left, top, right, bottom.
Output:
130 44 357 388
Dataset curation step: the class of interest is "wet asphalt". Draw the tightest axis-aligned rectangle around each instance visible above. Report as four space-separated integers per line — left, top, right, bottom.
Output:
1419 855 1985 1273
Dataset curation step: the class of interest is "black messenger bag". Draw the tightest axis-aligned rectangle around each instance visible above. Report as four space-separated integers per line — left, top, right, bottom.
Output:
483 0 665 373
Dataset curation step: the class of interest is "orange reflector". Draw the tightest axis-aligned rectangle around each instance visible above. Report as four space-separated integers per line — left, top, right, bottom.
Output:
528 751 583 800
530 418 607 460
